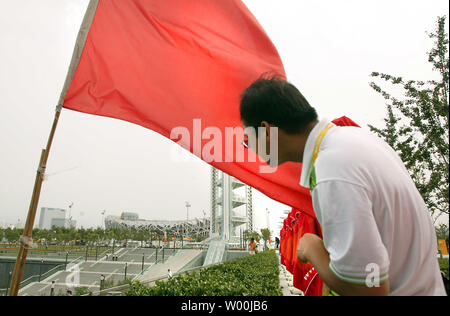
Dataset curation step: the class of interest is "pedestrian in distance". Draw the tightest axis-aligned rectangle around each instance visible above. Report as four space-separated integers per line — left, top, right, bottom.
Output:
50 281 55 296
249 238 257 256
275 237 280 250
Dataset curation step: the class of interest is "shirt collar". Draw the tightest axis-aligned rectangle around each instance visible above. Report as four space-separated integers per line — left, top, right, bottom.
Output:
299 118 332 188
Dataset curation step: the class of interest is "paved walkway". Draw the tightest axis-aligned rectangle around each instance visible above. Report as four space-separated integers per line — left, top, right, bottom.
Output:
136 249 203 283
276 250 303 296
279 264 303 296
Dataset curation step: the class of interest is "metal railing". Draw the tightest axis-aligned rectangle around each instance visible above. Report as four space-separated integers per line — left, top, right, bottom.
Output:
131 247 179 281
0 255 84 296
87 259 227 296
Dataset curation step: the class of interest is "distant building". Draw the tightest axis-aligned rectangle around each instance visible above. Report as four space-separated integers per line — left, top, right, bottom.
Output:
38 207 66 230
120 212 139 221
51 218 77 229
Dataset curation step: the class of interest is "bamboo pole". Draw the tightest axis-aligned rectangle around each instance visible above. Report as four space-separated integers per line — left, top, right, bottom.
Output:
8 109 61 296
7 0 99 296
8 149 45 296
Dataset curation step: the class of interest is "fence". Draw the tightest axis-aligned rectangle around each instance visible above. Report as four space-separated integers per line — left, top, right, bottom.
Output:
0 255 84 296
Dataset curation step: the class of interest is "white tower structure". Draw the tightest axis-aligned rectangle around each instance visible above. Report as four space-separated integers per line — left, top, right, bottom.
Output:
210 167 253 243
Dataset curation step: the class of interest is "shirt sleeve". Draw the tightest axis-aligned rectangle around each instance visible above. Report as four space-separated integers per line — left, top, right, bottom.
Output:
311 180 390 285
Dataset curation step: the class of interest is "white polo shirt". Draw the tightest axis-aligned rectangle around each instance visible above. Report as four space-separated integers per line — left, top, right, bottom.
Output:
300 119 446 296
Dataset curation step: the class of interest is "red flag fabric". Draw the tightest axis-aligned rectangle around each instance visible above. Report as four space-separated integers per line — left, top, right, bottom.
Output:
279 208 324 296
291 209 324 296
280 220 287 266
331 116 360 128
62 0 320 218
285 212 296 274
290 209 302 271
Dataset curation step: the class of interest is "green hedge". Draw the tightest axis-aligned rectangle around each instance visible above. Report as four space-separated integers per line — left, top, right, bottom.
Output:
439 258 449 279
125 250 282 296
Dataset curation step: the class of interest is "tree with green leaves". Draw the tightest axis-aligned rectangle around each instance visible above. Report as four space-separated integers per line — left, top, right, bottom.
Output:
435 223 449 244
369 16 449 222
243 229 261 244
260 228 271 250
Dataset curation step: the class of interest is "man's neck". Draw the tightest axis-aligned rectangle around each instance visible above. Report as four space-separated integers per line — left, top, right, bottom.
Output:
289 120 319 163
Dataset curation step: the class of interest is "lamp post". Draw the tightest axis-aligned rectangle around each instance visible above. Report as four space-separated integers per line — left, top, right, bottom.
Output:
112 239 115 256
101 210 106 230
185 201 191 223
68 202 74 221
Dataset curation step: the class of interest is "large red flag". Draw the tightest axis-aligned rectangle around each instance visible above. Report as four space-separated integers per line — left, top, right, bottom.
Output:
62 0 316 216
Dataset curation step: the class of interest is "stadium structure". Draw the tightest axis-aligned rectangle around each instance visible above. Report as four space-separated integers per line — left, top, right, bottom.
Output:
104 167 254 244
105 212 210 239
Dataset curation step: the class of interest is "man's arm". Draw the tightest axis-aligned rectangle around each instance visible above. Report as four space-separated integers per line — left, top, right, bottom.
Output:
298 233 390 296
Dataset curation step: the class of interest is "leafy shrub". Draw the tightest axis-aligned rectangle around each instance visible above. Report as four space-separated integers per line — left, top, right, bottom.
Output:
125 250 282 296
439 258 449 279
74 287 92 296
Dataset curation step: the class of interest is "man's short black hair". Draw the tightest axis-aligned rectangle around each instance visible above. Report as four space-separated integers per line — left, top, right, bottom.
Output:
240 75 318 134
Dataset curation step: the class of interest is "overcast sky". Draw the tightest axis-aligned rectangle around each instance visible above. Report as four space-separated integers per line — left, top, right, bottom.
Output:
0 0 448 234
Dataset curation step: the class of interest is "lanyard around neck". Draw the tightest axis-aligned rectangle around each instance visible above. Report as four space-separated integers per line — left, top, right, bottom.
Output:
309 123 334 190
312 123 334 164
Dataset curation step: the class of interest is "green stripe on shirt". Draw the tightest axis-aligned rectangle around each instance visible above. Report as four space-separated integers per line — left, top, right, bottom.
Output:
329 261 389 285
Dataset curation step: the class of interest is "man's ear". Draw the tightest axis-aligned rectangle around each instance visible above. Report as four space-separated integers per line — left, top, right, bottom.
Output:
260 121 271 139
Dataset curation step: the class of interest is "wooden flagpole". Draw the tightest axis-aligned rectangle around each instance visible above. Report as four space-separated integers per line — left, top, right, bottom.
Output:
8 110 61 296
8 0 99 296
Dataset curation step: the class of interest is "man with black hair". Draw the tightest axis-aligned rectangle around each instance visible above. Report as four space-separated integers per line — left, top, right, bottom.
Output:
240 76 446 296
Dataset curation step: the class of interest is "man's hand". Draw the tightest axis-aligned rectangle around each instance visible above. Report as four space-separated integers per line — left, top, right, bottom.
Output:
296 233 390 296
